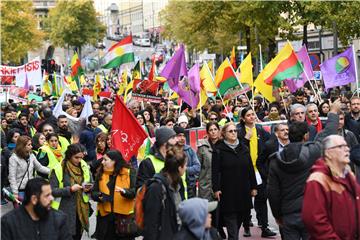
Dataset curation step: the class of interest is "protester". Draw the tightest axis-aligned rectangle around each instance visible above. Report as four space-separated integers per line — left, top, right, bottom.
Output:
136 126 177 189
32 132 46 155
197 122 220 201
57 114 72 151
92 150 136 240
174 126 200 198
236 107 275 237
302 135 360 240
8 136 50 206
212 122 257 240
318 100 330 117
143 144 187 240
1 177 71 240
37 133 63 178
174 198 221 240
98 113 112 134
79 114 102 163
267 100 340 240
49 143 92 239
306 103 324 133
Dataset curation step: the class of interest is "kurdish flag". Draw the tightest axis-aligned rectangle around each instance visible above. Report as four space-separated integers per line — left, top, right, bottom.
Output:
102 36 135 69
215 58 239 96
71 53 84 89
263 42 303 87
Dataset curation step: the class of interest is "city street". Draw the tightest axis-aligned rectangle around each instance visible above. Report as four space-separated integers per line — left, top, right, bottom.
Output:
0 199 280 240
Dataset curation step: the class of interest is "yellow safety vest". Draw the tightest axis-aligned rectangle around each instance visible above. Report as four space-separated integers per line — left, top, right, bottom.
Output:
30 127 36 137
38 145 59 170
51 159 90 210
146 154 187 199
98 124 108 134
58 136 71 156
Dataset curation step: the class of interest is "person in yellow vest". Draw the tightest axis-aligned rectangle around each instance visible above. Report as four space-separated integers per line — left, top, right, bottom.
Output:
91 149 136 239
49 143 92 240
36 133 63 178
98 113 112 134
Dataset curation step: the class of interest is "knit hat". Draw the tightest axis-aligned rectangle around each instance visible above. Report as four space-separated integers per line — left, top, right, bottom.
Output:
155 126 176 146
178 114 188 124
173 125 185 135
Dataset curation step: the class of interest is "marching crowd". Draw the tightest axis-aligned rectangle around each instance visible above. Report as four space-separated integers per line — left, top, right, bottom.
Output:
1 83 360 240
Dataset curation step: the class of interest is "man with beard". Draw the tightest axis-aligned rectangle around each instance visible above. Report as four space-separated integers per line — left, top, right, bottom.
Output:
98 113 112 134
156 100 168 122
4 111 13 125
11 113 36 137
57 115 72 153
345 96 360 142
1 177 70 239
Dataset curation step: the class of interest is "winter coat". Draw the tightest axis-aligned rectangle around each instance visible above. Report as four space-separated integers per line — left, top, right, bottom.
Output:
174 198 220 240
197 139 215 200
339 128 359 149
184 145 201 188
1 205 71 240
345 113 360 142
8 152 50 194
267 112 338 220
136 145 165 190
350 144 360 184
49 164 91 236
302 159 360 240
79 125 102 163
143 173 179 240
212 140 257 213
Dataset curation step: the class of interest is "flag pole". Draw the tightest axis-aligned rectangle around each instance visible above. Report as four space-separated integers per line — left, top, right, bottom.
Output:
199 84 203 127
352 44 359 97
205 61 229 115
226 58 251 104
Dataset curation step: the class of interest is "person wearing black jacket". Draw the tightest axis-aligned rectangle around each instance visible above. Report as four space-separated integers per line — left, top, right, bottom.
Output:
1 177 71 240
143 145 187 240
236 107 275 238
213 122 257 240
344 96 360 142
267 101 340 240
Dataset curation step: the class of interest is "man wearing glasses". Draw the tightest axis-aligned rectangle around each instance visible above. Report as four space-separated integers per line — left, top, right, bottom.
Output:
302 135 360 240
268 100 341 240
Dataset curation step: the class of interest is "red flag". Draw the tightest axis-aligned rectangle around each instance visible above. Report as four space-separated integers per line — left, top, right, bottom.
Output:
148 58 156 82
111 95 148 161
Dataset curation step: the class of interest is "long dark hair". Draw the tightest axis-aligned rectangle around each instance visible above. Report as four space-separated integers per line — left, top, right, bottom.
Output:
32 133 45 151
162 144 187 189
95 149 130 180
62 143 85 168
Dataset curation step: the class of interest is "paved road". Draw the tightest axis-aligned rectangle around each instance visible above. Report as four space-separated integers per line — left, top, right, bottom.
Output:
1 199 280 239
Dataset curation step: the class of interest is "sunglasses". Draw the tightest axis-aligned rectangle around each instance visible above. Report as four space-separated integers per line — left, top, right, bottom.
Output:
227 129 237 133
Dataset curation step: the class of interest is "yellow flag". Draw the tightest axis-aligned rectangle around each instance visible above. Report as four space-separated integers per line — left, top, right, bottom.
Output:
68 76 79 92
197 62 217 108
207 60 214 76
123 80 134 103
93 74 101 101
117 82 125 96
80 75 86 85
239 53 253 87
169 91 179 100
254 69 275 102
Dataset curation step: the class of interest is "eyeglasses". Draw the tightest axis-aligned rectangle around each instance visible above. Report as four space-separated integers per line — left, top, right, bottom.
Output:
227 129 237 133
326 144 348 150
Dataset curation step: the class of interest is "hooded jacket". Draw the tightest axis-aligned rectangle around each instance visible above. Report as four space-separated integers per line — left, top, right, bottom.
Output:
174 198 220 240
79 125 102 162
302 159 360 240
267 112 339 219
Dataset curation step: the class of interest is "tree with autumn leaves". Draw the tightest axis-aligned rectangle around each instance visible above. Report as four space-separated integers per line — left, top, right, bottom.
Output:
1 1 44 64
161 1 360 60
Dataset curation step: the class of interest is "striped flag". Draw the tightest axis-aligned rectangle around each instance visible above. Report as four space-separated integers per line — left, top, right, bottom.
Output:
102 36 135 69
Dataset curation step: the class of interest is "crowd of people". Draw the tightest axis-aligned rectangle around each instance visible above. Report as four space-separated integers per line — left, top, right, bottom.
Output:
1 82 360 240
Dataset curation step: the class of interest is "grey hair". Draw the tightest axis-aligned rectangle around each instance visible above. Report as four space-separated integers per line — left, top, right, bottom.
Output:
306 103 318 112
290 104 306 116
321 135 342 156
274 123 288 132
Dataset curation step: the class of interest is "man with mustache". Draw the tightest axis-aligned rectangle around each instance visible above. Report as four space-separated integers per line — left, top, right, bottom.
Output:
1 177 70 239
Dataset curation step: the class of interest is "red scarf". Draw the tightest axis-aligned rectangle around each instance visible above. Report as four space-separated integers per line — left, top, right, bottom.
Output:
306 116 323 133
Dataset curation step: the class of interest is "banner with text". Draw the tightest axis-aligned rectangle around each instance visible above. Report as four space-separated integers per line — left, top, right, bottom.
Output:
0 57 42 87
